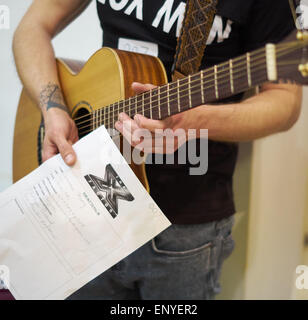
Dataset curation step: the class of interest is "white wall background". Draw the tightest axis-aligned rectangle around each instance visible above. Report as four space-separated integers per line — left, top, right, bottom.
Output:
1 0 308 300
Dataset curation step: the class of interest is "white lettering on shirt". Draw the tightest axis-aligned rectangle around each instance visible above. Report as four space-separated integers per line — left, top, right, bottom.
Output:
98 0 233 43
152 0 186 37
124 0 143 20
206 16 233 44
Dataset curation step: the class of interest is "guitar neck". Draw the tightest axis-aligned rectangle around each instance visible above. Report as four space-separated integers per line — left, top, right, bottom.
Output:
93 46 270 129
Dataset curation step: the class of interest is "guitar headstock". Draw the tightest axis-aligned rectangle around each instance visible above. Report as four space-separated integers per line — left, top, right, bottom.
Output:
276 29 308 85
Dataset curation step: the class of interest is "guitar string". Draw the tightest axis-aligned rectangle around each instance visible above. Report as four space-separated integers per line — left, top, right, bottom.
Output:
78 66 299 137
77 62 269 132
83 41 304 127
76 44 305 134
74 49 267 126
78 59 301 135
76 52 301 133
74 43 303 135
75 52 264 125
78 72 269 136
77 59 299 135
72 40 305 124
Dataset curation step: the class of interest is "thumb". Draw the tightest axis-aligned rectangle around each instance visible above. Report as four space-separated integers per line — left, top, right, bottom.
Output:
132 82 157 94
56 137 77 166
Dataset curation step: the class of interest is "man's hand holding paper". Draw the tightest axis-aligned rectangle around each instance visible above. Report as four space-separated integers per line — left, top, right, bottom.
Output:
0 126 171 300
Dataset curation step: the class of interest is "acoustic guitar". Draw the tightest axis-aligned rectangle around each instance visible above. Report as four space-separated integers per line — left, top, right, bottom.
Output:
13 30 308 190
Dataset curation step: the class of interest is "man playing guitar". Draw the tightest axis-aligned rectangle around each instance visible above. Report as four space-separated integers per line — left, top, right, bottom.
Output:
13 0 302 299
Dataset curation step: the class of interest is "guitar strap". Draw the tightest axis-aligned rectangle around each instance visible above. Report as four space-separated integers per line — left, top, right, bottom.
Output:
288 0 298 27
172 0 218 81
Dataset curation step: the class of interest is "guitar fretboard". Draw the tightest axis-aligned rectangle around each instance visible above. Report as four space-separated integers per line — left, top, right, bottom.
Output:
78 47 269 136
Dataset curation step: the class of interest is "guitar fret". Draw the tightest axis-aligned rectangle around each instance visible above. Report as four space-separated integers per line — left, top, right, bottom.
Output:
230 59 234 94
115 102 118 125
177 79 181 113
136 96 139 116
107 107 109 128
112 104 114 127
188 75 192 108
111 105 113 127
128 97 131 117
142 93 145 116
247 53 252 87
115 104 118 123
112 104 114 126
214 65 219 99
201 71 205 104
107 107 110 129
108 106 110 128
134 96 137 116
104 108 107 129
167 83 171 116
150 89 152 119
120 100 124 118
115 104 117 126
121 100 125 123
110 106 112 128
104 106 106 127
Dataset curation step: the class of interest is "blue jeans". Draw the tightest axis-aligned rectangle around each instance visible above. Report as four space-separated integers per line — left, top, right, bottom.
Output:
68 215 235 300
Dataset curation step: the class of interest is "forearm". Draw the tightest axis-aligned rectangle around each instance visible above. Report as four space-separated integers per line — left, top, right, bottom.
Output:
13 0 90 117
13 15 68 120
13 26 65 118
197 84 303 142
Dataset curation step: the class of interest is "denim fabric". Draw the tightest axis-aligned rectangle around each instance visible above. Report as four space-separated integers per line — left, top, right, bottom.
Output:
68 215 235 300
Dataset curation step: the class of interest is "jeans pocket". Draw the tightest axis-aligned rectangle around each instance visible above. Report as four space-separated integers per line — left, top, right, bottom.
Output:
151 237 213 259
151 223 215 260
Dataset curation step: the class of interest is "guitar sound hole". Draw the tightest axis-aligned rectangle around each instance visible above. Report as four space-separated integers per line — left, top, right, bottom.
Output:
74 107 91 138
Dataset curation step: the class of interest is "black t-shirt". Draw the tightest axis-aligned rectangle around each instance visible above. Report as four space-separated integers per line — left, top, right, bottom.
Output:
96 0 295 224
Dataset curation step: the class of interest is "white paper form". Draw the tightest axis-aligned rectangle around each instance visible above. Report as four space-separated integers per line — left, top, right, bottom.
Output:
0 126 171 300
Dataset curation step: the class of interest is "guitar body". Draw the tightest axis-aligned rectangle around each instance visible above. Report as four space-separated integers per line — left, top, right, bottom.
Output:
13 48 168 190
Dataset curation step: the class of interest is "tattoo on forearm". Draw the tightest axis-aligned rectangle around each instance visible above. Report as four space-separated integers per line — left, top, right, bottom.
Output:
39 82 68 113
